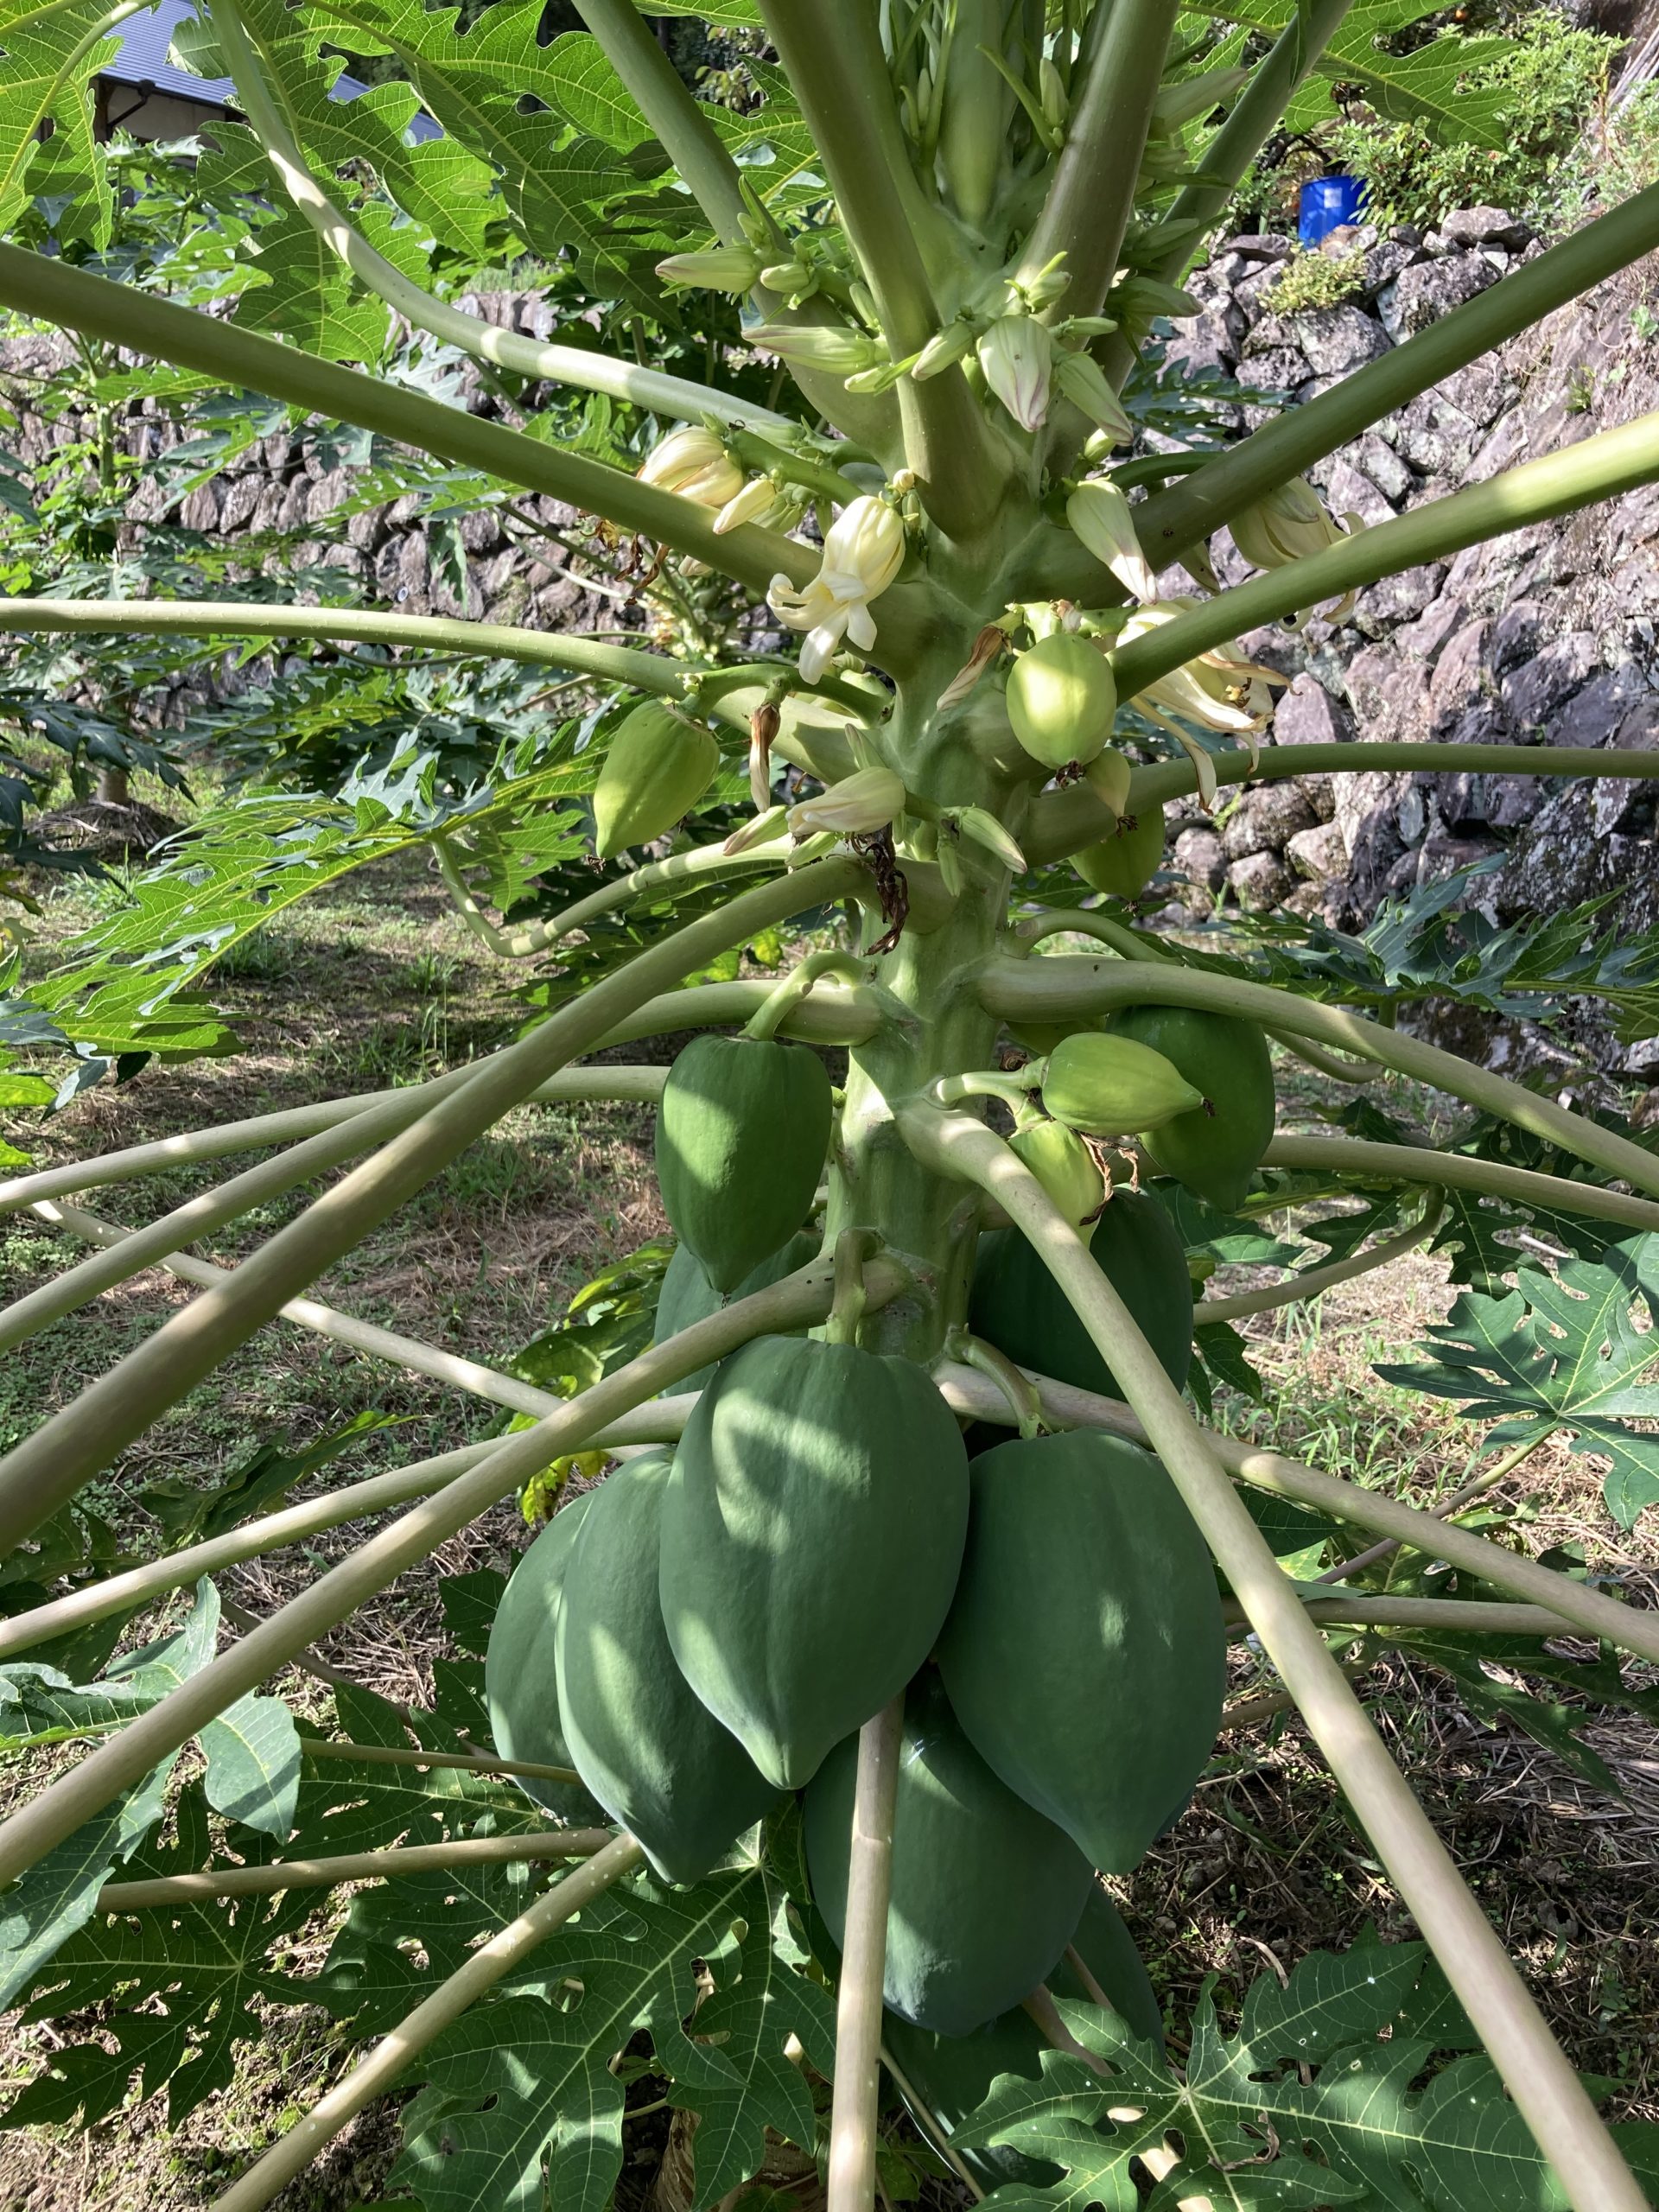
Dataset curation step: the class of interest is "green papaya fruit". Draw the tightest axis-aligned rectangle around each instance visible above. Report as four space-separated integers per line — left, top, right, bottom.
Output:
656 1033 834 1294
593 702 720 860
1006 632 1116 770
936 1428 1225 1874
1041 1031 1203 1138
660 1337 971 1789
1106 1006 1275 1213
1007 1119 1103 1228
805 1671 1096 2034
652 1230 821 1395
882 1889 1162 2190
969 1189 1192 1402
555 1451 782 1884
1072 805 1166 898
486 1497 607 1827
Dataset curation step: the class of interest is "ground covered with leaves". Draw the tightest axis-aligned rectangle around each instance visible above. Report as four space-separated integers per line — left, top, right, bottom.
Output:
1 853 1656 2211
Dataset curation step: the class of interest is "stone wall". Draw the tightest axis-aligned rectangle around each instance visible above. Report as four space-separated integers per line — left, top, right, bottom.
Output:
7 214 1659 1027
1159 206 1659 1023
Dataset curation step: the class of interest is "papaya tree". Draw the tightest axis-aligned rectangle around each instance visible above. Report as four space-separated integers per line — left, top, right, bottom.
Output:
7 3 1659 2209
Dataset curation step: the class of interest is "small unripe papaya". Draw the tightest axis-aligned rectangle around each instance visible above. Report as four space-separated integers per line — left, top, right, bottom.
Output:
555 1451 781 1884
653 1229 820 1396
1108 1005 1275 1212
656 1034 833 1294
1073 804 1165 898
969 1189 1193 1403
804 1670 1095 2034
593 702 720 859
661 1336 970 1789
937 1427 1225 1873
485 1497 607 1828
1041 1029 1203 1137
1006 632 1116 770
1008 1119 1103 1227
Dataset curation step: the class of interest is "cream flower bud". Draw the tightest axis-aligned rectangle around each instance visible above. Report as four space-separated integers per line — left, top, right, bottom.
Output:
767 495 906 683
1053 351 1134 445
787 765 906 837
750 322 887 375
655 245 764 293
977 315 1053 432
1066 479 1158 603
912 320 978 382
713 474 785 536
1231 476 1352 570
637 425 744 508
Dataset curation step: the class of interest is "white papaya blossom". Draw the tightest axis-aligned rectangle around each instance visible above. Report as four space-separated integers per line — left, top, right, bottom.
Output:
768 495 906 683
1066 478 1158 602
1116 598 1287 807
1230 476 1365 620
787 765 906 837
636 425 744 508
978 315 1053 431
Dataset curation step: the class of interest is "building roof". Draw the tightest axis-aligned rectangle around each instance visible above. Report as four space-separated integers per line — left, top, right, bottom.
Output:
100 0 441 140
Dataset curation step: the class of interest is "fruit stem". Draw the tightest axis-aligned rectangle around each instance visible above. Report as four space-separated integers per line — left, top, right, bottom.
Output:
744 950 868 1041
944 1329 1047 1439
930 1069 1037 1112
827 1694 906 2212
826 1228 881 1345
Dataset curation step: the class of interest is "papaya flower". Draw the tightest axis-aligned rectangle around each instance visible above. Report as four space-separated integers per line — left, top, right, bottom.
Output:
750 321 887 377
978 315 1053 431
1066 478 1158 602
655 245 764 293
1230 476 1365 620
1053 350 1134 445
1115 599 1287 808
637 425 744 508
768 494 906 683
786 765 906 837
712 474 790 536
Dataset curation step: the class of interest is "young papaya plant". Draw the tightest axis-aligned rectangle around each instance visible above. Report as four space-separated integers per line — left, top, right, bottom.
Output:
7 5 1659 2209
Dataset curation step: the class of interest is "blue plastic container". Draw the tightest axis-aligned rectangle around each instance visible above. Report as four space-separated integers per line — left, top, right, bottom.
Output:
1298 175 1367 247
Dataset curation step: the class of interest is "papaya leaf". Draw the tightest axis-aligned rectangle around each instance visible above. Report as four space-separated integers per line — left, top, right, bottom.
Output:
0 1784 318 2128
138 1407 404 1550
954 1942 1659 2212
0 1580 299 2005
1374 1238 1659 1529
390 1864 834 2212
0 0 119 248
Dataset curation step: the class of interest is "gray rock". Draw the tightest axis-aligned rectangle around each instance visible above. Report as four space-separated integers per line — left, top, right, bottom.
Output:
1273 675 1353 748
1221 783 1319 861
1427 620 1494 740
1173 825 1226 896
1396 596 1470 666
1322 458 1397 527
1488 600 1543 674
1552 665 1651 750
1377 390 1482 477
1377 251 1498 340
1239 313 1308 361
1345 647 1431 746
1228 233 1295 260
1359 239 1415 296
1229 849 1296 911
1354 565 1448 637
1440 206 1534 251
218 475 264 533
1164 308 1242 377
1293 304 1392 377
1286 820 1349 881
1347 432 1413 504
1500 632 1602 735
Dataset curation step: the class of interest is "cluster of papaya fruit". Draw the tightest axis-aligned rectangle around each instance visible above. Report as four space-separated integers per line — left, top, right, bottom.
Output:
486 995 1279 2077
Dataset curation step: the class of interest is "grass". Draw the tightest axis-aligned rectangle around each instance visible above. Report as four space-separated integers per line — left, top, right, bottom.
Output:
1 854 1657 2205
